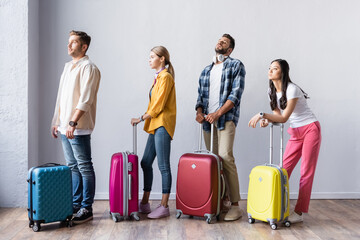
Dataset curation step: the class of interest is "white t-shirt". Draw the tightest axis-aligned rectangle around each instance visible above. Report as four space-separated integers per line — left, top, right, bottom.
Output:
58 127 92 136
208 63 223 114
272 83 317 128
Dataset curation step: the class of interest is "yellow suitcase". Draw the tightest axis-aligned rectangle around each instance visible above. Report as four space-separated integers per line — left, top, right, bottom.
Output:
247 123 290 230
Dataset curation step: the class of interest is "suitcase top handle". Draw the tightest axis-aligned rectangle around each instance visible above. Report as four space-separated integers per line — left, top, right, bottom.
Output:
269 123 284 167
38 163 61 167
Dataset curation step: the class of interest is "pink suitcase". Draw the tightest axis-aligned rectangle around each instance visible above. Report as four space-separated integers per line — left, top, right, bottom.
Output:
109 126 139 221
176 124 225 224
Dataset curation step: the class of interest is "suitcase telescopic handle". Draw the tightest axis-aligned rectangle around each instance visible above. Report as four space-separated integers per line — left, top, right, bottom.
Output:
133 124 137 155
198 122 202 151
210 124 214 153
269 123 284 167
198 119 215 153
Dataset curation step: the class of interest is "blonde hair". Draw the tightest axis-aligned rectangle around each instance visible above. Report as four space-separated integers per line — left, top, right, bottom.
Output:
151 46 175 79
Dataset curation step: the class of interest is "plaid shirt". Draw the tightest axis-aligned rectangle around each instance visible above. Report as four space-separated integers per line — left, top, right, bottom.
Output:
195 57 246 131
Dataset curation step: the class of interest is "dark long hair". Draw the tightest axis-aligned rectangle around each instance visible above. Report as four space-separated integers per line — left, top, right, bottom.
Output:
269 59 309 110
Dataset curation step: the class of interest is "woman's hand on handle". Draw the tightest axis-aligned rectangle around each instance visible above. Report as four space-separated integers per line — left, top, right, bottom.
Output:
131 118 141 126
259 119 269 128
131 113 152 126
249 98 298 127
248 113 262 128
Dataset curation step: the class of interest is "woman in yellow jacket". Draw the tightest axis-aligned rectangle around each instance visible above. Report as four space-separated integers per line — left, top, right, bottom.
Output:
131 46 176 219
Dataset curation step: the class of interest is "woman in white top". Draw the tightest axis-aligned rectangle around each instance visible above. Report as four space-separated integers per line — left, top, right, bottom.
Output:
248 59 322 223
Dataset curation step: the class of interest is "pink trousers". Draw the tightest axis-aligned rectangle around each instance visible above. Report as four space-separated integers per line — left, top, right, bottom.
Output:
283 121 321 213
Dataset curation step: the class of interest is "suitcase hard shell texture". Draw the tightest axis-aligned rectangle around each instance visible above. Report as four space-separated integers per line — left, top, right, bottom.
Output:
176 123 225 224
27 163 73 232
109 125 139 221
247 123 290 230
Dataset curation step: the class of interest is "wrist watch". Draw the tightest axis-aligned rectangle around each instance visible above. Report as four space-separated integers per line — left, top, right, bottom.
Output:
69 121 78 127
139 115 144 122
259 112 265 119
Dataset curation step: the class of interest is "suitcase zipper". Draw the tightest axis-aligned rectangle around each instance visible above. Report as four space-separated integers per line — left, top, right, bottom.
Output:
266 164 286 221
122 152 129 217
28 168 34 221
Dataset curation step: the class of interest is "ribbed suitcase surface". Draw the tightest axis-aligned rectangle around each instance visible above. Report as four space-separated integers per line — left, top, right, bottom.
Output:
109 152 139 221
109 126 139 222
28 164 73 231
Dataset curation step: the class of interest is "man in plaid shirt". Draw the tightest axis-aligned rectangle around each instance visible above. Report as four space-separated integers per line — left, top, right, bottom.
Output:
195 33 245 221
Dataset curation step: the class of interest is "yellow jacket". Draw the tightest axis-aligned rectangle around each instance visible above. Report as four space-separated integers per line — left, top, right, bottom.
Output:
144 69 176 139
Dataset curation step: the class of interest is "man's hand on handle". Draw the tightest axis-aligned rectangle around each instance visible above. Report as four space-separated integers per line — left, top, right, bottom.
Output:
196 112 206 123
51 126 58 138
205 112 220 124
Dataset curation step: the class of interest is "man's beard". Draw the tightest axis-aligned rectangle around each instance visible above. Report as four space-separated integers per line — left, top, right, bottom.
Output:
69 49 81 58
215 47 228 55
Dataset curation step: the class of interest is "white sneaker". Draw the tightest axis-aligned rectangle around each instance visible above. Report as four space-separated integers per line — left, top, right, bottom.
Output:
288 211 303 223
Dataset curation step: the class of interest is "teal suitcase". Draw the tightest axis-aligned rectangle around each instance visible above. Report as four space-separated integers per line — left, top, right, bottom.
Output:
27 163 73 232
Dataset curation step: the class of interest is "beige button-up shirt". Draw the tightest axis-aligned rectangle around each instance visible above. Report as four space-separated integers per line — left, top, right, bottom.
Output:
52 56 101 135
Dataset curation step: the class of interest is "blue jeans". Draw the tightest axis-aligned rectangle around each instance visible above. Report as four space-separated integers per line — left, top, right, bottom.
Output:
141 127 172 194
61 134 95 211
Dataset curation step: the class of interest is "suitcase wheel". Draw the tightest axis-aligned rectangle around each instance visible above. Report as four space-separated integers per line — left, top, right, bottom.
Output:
66 220 73 228
130 212 140 221
28 220 34 228
270 223 277 230
248 218 255 224
206 217 212 224
112 215 119 222
32 223 41 232
64 215 73 228
132 214 140 221
175 210 182 219
284 221 291 227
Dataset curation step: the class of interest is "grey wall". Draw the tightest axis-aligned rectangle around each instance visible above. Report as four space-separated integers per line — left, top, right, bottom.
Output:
29 0 39 170
1 0 359 207
0 0 28 207
36 0 360 200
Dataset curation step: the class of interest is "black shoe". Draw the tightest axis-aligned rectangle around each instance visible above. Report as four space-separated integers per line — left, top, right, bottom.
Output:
73 207 81 214
72 208 93 224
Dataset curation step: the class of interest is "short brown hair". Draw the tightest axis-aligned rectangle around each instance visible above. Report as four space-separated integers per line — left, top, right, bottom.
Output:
222 33 235 50
70 30 91 52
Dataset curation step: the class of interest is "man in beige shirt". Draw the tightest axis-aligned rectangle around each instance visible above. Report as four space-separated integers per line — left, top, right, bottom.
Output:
51 30 101 224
